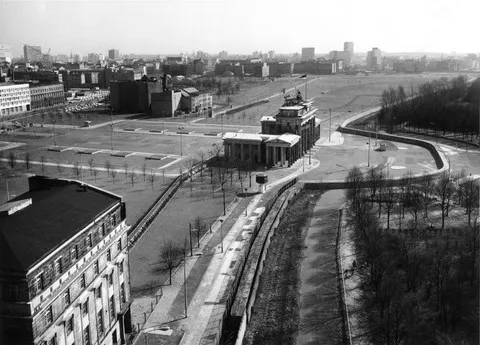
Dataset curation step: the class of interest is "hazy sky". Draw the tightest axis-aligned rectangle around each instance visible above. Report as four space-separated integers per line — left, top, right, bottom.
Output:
1 0 479 57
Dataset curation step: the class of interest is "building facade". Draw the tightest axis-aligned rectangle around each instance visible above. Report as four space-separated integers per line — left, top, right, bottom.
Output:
0 176 132 345
24 45 43 62
180 87 212 114
0 44 12 63
367 47 382 69
108 49 120 60
301 47 315 61
223 91 320 167
0 83 31 117
30 84 65 110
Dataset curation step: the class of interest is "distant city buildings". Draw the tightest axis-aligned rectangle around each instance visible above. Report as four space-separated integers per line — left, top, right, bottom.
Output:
219 51 228 60
0 176 132 345
344 41 354 55
0 83 31 117
108 49 120 60
301 47 315 61
0 44 12 63
24 45 43 62
367 47 382 69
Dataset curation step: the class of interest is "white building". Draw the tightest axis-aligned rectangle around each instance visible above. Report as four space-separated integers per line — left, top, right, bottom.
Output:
0 83 31 117
0 44 12 63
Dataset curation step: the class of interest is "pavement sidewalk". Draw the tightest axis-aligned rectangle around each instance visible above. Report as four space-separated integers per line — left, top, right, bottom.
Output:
132 154 320 345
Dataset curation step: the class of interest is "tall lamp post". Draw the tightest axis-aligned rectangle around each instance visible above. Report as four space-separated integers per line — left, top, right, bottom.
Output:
178 126 185 156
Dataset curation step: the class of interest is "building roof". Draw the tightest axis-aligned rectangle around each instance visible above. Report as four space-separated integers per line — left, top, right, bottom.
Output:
0 177 122 272
260 116 276 122
222 132 263 142
265 133 300 145
182 87 200 95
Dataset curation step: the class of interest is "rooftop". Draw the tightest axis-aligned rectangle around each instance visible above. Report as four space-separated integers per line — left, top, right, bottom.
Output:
0 177 122 272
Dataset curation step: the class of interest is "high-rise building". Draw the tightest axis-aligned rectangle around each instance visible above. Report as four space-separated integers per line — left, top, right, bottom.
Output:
0 176 132 345
219 51 228 60
301 47 315 61
0 44 12 63
344 41 354 55
108 49 120 60
367 47 382 69
24 45 43 62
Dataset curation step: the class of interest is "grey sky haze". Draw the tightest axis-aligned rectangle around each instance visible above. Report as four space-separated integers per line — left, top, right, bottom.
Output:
1 0 479 57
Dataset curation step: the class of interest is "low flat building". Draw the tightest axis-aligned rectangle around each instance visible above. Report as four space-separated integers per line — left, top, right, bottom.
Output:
223 91 320 167
0 176 132 345
0 83 31 117
30 84 65 110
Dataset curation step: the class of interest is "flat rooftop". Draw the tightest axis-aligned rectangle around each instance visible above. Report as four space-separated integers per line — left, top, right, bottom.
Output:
0 178 121 272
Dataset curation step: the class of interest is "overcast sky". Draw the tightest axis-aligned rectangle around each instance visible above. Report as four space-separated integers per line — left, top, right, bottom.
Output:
1 0 479 57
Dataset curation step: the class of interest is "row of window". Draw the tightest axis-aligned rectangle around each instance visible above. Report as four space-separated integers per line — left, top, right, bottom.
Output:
1 105 26 115
45 286 124 345
35 215 120 293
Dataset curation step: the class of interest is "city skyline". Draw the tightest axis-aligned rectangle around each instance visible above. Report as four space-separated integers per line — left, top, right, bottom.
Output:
1 0 479 58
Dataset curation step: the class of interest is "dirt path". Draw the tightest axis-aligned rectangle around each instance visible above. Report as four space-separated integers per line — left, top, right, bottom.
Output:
297 189 344 345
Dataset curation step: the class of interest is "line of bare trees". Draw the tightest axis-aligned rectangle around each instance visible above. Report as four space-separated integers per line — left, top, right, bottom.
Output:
379 76 479 140
345 167 479 344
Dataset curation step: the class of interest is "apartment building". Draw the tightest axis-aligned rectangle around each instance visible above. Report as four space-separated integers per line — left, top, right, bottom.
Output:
30 84 65 110
0 176 132 345
0 83 31 117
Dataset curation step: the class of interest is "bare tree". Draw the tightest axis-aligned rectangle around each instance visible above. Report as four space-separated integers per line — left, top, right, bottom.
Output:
193 216 206 248
123 161 129 180
105 160 112 177
421 173 433 218
56 160 63 176
197 151 207 184
148 170 156 190
142 162 147 182
184 157 197 195
8 151 16 170
157 240 183 285
40 156 46 175
460 177 480 227
72 162 81 179
434 171 454 229
88 158 95 175
24 152 31 172
111 169 117 184
92 166 99 183
128 170 136 187
384 180 398 230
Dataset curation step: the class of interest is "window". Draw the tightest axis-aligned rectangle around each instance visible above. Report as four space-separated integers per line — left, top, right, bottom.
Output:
67 315 74 334
116 239 122 251
55 258 63 275
86 234 92 248
64 288 71 305
120 283 126 304
119 260 124 274
49 334 57 345
112 330 118 344
80 273 86 288
112 214 117 227
96 284 102 299
36 273 44 292
97 309 104 334
71 245 78 261
94 260 99 274
45 305 53 324
82 299 89 315
109 296 115 320
83 326 91 345
106 249 111 262
101 223 106 237
108 272 113 286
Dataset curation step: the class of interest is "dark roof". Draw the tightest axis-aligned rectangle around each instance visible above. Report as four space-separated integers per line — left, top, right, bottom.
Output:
0 178 121 272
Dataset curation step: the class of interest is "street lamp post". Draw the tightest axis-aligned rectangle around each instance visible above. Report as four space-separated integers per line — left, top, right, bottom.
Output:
178 126 185 156
110 106 114 151
367 132 371 167
244 188 248 216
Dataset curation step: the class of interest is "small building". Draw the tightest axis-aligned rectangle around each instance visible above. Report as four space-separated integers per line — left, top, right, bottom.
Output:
223 91 320 167
180 87 212 114
109 80 163 113
29 83 65 110
0 83 31 117
151 90 182 117
0 176 132 345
